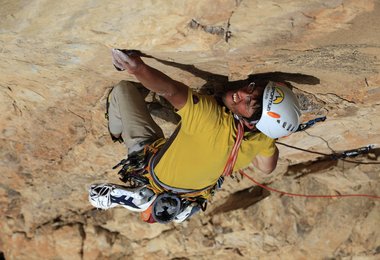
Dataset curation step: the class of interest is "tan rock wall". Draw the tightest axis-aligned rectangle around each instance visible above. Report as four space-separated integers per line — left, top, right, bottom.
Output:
1 0 379 259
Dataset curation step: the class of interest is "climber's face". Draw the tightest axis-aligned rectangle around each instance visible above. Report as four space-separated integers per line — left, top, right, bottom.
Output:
222 82 264 118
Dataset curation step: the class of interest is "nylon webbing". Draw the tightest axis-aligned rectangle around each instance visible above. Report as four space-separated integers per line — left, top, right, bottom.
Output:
153 123 181 166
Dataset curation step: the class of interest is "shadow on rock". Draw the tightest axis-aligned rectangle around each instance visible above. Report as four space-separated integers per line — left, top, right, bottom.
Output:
125 49 321 123
210 186 271 215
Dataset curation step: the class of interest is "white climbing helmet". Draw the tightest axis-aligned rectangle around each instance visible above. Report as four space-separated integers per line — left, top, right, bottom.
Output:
255 81 301 139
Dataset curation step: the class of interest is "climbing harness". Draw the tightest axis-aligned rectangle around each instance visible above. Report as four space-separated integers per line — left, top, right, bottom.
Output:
113 125 210 223
114 138 165 188
113 117 247 223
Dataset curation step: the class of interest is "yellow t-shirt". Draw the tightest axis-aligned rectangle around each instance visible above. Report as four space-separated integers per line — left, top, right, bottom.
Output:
154 89 276 190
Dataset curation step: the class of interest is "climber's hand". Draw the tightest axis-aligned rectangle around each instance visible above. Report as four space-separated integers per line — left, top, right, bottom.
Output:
111 48 143 74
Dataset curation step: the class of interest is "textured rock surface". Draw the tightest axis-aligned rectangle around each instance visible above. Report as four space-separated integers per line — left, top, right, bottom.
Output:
1 0 379 259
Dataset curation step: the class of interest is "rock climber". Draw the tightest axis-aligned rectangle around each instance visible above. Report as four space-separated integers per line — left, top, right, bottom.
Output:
88 49 301 224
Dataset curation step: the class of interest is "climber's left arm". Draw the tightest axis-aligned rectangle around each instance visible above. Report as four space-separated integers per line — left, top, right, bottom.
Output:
252 146 279 174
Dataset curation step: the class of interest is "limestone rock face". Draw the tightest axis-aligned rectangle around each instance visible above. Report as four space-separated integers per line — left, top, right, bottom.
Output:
1 0 379 259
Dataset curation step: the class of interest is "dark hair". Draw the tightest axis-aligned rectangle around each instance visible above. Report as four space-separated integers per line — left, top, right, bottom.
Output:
214 79 265 122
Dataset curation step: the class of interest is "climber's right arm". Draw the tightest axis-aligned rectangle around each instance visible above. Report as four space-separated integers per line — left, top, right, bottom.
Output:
112 49 188 110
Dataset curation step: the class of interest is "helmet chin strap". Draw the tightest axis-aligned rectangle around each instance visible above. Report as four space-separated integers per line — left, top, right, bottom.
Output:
242 119 256 130
233 114 257 130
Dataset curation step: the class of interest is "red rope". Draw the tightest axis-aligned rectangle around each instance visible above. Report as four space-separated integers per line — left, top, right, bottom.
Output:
239 170 380 199
223 120 245 177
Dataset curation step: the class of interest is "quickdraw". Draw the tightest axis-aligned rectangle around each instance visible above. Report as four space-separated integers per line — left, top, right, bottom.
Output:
296 116 327 132
333 144 376 160
114 138 164 188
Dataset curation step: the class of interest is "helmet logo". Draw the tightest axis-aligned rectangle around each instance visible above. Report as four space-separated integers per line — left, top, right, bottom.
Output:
266 86 285 111
273 87 284 104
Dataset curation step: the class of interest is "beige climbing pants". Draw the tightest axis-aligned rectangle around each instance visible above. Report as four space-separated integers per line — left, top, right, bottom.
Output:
108 80 164 154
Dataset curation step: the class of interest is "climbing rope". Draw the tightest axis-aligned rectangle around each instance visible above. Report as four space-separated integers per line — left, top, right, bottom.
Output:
237 115 380 199
239 169 380 199
223 119 245 177
238 143 379 199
